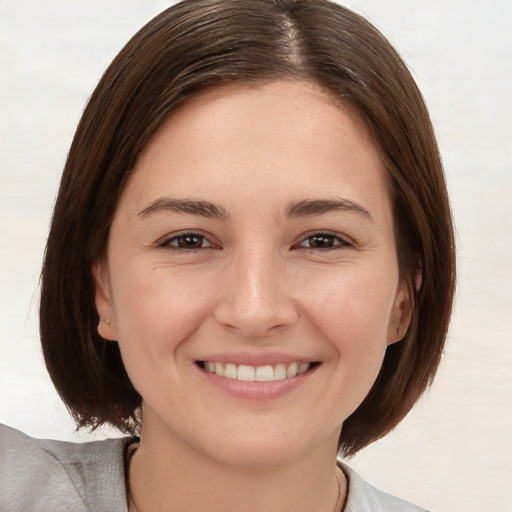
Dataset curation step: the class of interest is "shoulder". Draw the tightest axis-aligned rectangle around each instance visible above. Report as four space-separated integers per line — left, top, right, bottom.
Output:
0 424 134 512
341 462 429 512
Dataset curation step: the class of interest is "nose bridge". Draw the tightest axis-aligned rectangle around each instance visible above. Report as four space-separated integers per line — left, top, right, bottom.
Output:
238 247 278 312
215 244 297 337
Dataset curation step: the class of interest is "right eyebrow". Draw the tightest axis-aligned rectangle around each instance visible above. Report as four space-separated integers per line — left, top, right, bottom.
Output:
137 197 230 219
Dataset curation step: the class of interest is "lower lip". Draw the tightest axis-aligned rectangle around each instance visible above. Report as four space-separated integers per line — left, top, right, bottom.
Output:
197 365 318 400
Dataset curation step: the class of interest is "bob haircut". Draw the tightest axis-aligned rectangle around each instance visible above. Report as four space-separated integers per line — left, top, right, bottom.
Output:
40 0 455 457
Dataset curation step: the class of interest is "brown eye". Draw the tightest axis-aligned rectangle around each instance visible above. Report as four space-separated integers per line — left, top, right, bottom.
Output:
307 235 336 248
161 233 212 250
298 233 351 250
177 234 204 249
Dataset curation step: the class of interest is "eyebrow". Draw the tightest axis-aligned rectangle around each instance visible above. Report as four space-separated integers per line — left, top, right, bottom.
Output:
137 196 372 221
285 198 373 221
137 198 229 219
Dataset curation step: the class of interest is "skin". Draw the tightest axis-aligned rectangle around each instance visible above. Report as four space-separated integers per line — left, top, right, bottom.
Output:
93 80 411 512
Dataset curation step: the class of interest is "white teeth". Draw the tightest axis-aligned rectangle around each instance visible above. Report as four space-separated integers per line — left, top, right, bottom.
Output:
297 363 310 375
203 361 311 382
215 362 224 377
238 365 255 381
224 363 238 379
274 363 287 380
286 363 298 378
255 365 274 382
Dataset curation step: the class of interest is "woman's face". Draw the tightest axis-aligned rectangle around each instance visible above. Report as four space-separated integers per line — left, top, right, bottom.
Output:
94 80 410 466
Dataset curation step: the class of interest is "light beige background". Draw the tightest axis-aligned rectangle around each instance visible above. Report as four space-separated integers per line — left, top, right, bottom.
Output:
1 1 511 510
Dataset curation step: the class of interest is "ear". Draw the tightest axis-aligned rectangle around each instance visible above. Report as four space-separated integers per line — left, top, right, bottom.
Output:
91 261 118 341
387 280 413 345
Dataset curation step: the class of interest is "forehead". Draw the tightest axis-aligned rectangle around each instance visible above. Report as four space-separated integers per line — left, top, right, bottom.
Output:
121 79 388 218
140 80 376 159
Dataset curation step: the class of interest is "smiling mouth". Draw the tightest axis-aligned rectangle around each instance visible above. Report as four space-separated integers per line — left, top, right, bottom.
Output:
197 361 319 382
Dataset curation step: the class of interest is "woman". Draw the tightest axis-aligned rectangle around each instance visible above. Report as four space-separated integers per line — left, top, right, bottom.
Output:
0 0 455 511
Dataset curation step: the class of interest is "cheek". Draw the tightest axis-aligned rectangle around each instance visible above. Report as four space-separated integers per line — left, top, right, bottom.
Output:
108 265 220 401
302 267 396 374
305 266 396 334
110 265 216 352
287 268 395 422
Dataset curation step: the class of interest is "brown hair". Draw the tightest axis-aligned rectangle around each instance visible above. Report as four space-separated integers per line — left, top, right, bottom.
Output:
40 0 455 457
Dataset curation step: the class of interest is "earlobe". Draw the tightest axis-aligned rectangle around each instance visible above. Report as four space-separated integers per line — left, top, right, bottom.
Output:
92 261 118 341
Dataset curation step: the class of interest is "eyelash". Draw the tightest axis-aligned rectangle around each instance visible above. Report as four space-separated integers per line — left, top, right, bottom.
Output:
159 231 353 253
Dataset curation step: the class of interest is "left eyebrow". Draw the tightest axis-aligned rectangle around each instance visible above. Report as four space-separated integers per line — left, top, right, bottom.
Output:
285 198 373 221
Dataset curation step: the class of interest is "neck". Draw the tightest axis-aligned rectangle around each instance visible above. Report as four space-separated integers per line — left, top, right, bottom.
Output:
128 418 345 512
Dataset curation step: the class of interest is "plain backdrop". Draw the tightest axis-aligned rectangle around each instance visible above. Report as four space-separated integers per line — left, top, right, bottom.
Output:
1 1 511 511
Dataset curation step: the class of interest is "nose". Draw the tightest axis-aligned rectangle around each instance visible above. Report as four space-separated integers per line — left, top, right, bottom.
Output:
214 248 299 339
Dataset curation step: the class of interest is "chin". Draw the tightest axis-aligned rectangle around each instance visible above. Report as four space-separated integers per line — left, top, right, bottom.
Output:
197 423 337 469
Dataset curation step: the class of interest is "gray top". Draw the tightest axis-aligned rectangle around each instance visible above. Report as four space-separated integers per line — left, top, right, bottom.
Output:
0 424 427 511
